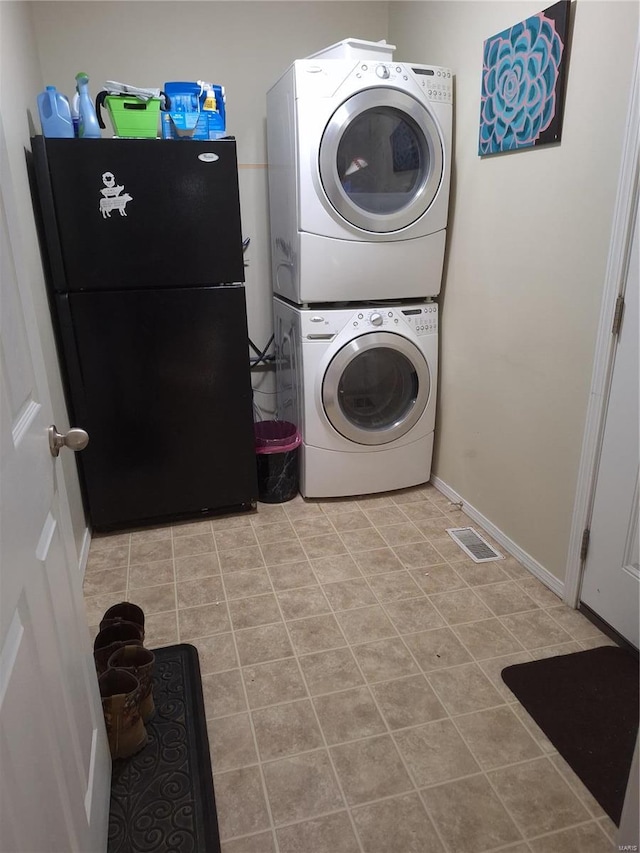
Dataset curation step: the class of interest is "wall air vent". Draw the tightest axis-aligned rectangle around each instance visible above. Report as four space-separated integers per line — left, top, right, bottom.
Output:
446 527 503 563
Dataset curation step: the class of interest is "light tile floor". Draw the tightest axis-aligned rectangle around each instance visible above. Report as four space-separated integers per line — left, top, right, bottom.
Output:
84 484 620 853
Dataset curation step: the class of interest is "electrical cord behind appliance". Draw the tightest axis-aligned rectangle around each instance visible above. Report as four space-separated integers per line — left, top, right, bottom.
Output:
249 334 275 368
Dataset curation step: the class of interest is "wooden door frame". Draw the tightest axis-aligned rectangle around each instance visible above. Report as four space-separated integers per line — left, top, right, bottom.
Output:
565 41 639 608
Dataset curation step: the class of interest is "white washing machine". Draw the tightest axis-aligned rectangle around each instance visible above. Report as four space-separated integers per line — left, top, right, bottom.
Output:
267 58 453 304
274 296 438 497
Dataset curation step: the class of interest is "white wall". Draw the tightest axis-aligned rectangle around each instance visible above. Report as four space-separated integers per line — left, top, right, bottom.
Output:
0 2 87 563
30 1 390 417
388 1 638 582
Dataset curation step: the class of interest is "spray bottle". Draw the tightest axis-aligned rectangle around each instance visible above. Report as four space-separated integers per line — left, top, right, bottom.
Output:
70 93 80 137
203 88 217 112
198 80 217 112
75 72 101 138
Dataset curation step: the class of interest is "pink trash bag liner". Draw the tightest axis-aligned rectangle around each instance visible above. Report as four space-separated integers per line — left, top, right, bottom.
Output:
254 421 301 455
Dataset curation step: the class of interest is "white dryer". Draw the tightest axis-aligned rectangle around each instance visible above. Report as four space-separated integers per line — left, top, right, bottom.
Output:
267 58 453 304
273 296 438 498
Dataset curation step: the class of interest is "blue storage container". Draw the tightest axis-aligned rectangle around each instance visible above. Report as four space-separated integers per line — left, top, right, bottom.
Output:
161 81 226 140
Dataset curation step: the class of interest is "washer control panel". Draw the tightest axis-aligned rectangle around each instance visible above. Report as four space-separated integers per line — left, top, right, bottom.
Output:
301 304 438 339
399 304 439 336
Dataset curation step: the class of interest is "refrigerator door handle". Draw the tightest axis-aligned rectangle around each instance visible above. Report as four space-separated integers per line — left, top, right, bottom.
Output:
48 425 90 458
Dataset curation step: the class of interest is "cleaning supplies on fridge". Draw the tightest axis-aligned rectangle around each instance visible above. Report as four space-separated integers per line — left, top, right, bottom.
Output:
95 82 168 139
161 81 226 140
95 92 162 138
103 81 163 102
37 86 74 138
75 72 101 138
70 95 80 137
203 88 218 112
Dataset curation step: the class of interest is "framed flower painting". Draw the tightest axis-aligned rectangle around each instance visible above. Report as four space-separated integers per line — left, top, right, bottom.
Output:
479 0 571 155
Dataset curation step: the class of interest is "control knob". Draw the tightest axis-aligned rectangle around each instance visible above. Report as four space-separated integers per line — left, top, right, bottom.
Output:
375 65 390 79
369 312 383 326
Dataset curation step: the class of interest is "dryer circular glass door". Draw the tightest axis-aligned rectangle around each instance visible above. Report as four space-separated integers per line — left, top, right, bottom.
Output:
319 89 443 233
322 332 430 445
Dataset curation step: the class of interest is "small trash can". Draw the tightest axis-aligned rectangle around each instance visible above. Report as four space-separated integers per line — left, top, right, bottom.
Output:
255 421 301 504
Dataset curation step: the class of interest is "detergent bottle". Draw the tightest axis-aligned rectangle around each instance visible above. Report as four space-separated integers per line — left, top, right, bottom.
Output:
37 86 74 138
75 72 101 138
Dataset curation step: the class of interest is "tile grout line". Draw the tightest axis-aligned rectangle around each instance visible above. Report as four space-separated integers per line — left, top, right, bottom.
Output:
337 489 501 853
91 536 594 655
250 502 369 853
301 498 455 853
210 517 280 853
178 584 583 649
548 753 610 820
170 525 179 643
485 755 601 842
215 771 609 850
340 560 507 853
452 719 591 844
204 671 511 718
125 531 131 605
405 567 562 845
297 495 597 849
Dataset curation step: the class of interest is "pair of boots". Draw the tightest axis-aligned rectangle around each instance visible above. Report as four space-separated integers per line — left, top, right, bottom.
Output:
94 602 155 760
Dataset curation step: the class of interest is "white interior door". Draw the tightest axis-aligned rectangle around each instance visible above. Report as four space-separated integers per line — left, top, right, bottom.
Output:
0 118 110 852
580 198 639 649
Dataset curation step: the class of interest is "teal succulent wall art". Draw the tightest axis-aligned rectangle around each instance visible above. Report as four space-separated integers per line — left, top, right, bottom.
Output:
479 0 570 155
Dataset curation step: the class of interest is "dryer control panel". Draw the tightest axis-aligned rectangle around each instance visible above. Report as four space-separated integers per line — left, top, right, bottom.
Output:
408 65 453 105
351 62 453 104
294 59 453 106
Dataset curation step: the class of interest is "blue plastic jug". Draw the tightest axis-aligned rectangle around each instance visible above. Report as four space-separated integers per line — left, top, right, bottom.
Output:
75 72 101 139
37 86 74 138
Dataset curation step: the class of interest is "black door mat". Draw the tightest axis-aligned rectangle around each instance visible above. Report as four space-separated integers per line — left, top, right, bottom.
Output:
501 646 639 825
108 643 220 853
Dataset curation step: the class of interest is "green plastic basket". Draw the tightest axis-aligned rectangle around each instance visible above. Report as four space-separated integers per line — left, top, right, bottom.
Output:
96 93 161 138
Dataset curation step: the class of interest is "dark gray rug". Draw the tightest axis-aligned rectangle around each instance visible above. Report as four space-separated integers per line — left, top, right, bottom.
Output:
502 645 639 825
108 643 220 852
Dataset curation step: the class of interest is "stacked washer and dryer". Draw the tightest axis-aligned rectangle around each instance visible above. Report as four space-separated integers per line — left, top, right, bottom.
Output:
266 39 453 498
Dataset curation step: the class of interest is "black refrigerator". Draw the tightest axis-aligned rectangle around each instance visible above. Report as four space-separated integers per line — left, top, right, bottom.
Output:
32 137 258 530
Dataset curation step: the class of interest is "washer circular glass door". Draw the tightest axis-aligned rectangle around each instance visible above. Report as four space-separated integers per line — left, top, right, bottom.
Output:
322 332 430 445
319 88 443 233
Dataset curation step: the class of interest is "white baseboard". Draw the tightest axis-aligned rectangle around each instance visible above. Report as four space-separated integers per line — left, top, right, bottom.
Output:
79 526 91 579
430 476 565 600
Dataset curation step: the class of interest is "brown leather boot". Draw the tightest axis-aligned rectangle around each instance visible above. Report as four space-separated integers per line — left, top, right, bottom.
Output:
99 669 148 760
94 622 142 675
99 602 145 641
108 645 156 722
